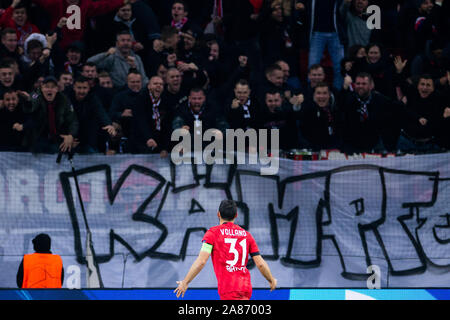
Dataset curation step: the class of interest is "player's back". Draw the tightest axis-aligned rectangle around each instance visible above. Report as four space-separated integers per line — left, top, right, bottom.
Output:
202 222 259 298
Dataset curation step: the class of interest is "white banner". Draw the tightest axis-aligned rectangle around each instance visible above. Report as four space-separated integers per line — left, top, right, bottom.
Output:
0 152 449 288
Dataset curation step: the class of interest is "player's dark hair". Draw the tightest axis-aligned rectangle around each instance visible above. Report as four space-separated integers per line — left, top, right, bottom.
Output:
219 200 237 221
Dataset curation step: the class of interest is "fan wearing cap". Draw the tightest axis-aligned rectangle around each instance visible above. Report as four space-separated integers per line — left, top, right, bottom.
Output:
16 233 64 288
22 75 79 154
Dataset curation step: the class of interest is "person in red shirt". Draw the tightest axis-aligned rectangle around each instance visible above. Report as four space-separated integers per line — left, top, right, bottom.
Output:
174 200 277 300
0 0 40 47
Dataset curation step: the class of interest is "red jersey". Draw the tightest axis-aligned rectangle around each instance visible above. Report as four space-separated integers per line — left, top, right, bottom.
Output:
202 222 260 298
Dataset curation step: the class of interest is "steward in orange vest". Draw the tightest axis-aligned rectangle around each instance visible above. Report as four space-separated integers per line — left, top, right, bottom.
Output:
16 234 64 288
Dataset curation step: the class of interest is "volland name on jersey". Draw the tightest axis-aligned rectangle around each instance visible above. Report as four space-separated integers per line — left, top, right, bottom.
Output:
220 229 247 237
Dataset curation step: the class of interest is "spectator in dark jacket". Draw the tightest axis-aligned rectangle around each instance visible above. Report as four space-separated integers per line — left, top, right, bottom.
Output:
0 28 24 71
399 0 442 58
54 40 85 78
221 0 266 82
258 89 302 151
259 64 304 107
65 76 116 153
260 1 297 69
303 64 327 101
162 67 186 112
172 87 228 151
107 2 149 58
129 75 171 157
395 73 444 153
226 79 260 131
350 43 396 98
81 62 115 113
410 37 449 88
161 66 207 113
435 70 450 149
0 88 29 151
339 72 398 153
202 38 230 90
109 69 143 144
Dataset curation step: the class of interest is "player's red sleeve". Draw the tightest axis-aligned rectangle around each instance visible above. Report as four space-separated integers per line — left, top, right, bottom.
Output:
202 229 215 246
248 233 260 256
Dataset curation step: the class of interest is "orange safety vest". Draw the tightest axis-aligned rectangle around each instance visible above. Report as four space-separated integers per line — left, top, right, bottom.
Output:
22 253 63 288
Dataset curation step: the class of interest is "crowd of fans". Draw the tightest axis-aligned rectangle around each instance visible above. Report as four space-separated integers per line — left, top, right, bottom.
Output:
0 0 448 158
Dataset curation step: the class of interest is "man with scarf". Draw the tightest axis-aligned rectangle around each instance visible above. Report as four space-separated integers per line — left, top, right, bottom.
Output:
129 76 171 157
31 0 135 51
339 72 398 153
299 82 342 151
172 87 228 152
170 1 202 37
226 79 260 131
